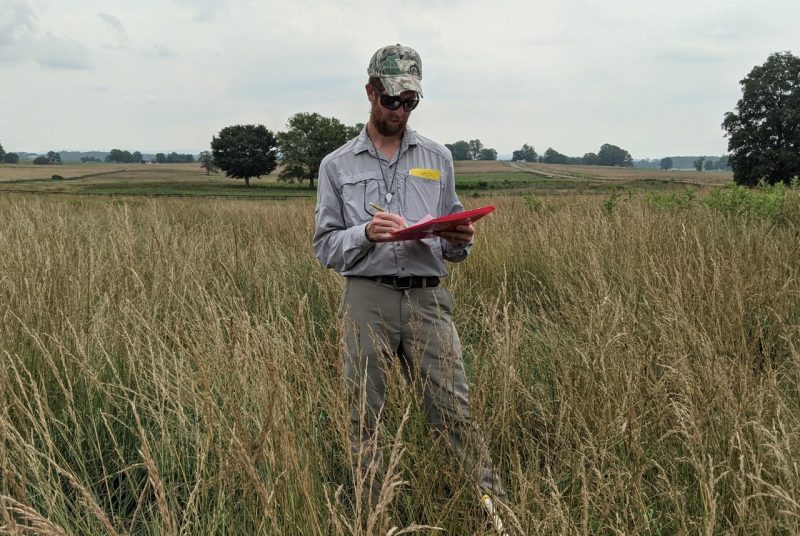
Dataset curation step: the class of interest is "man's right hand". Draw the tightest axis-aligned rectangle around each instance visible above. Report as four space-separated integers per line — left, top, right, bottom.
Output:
366 211 406 242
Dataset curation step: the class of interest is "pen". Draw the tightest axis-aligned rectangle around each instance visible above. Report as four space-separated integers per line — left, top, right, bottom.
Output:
369 202 410 228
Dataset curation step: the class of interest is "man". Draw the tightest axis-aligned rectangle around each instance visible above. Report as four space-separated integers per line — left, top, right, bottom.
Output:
313 44 509 531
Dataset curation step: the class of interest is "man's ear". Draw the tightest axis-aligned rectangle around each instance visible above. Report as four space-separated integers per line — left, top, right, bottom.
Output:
365 83 377 103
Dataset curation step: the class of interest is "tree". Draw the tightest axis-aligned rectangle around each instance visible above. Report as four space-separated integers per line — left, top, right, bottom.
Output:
542 148 568 164
478 148 497 161
155 153 166 164
211 124 277 187
132 151 143 163
582 152 599 165
597 143 633 167
705 158 716 171
722 51 800 186
4 153 19 164
468 139 483 160
511 144 537 162
199 150 216 175
47 151 62 165
33 156 50 165
0 141 5 162
107 149 135 163
660 157 674 170
445 140 471 161
694 157 705 172
277 113 360 189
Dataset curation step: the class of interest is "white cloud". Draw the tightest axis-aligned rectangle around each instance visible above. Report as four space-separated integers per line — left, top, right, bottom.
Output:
173 0 226 22
98 12 128 47
0 0 37 46
2 0 799 155
35 33 92 70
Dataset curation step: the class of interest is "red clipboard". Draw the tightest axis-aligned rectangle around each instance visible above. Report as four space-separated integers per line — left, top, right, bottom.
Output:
390 205 496 241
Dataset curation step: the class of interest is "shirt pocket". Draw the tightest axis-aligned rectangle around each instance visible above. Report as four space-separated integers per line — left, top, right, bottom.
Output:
403 170 442 223
338 172 383 227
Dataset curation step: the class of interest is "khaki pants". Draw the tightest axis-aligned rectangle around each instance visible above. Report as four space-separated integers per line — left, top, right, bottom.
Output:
339 276 504 505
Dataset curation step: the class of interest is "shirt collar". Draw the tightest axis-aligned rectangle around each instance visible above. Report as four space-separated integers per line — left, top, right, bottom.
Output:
354 125 418 156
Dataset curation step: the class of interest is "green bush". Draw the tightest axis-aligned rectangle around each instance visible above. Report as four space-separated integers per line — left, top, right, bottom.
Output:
51 174 64 181
647 188 696 210
703 181 799 223
523 195 545 213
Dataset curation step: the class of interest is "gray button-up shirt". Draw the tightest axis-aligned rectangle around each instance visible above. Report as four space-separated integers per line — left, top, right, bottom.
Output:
313 126 472 277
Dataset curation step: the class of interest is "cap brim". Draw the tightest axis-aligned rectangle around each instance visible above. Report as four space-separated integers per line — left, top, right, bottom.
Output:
380 76 423 98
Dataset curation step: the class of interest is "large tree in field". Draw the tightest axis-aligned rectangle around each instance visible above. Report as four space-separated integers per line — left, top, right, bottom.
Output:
0 141 5 163
445 140 471 161
277 113 360 189
467 139 483 160
660 157 674 170
478 148 497 161
198 150 216 175
543 147 568 164
597 143 633 167
722 51 800 186
511 144 537 162
211 124 277 187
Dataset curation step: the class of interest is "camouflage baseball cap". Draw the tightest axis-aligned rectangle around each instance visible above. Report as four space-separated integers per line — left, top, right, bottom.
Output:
367 44 423 97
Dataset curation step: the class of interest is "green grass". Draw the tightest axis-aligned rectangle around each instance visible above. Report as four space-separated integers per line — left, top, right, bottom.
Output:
454 172 714 196
1 190 799 534
72 179 314 197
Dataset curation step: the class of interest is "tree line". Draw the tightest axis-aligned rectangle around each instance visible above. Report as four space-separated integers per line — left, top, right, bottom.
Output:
209 113 362 188
2 51 797 187
443 140 635 167
503 143 635 167
0 142 20 164
104 150 195 164
444 139 497 161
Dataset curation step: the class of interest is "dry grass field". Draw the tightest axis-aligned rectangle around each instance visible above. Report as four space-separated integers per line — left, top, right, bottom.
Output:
1 184 798 534
0 163 202 182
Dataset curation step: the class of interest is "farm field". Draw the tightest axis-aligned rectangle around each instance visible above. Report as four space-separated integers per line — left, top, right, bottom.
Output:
1 185 798 534
0 161 734 199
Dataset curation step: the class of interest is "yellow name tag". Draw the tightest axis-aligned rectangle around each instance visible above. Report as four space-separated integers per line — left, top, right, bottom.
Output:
409 168 441 181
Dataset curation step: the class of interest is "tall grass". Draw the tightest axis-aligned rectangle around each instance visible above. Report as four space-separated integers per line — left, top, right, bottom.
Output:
1 192 798 534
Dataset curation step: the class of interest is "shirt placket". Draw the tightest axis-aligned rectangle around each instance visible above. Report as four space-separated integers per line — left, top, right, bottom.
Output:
388 152 407 276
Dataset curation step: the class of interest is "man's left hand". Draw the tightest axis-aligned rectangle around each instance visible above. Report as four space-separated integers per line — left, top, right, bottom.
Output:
435 223 474 247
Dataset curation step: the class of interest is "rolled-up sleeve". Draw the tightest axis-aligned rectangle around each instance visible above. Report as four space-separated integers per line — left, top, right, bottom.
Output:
313 159 375 272
439 156 473 263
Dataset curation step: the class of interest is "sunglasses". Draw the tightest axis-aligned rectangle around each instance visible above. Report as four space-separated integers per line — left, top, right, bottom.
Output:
372 83 420 112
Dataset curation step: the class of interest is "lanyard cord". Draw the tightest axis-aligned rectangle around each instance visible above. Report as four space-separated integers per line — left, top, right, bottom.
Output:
369 136 400 201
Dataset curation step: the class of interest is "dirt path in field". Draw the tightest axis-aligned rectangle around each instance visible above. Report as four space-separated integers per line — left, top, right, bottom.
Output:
507 162 586 180
509 162 595 180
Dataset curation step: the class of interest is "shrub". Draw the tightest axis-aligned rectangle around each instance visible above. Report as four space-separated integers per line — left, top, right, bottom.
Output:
647 188 696 210
523 195 545 213
704 182 786 219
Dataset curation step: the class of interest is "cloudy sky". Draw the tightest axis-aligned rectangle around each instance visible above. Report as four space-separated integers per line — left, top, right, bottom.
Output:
1 0 798 159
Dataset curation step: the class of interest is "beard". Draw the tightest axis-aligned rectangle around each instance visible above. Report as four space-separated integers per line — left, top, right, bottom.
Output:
371 105 409 137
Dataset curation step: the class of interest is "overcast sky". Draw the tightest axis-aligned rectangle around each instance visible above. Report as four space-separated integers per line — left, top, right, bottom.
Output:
1 0 798 159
